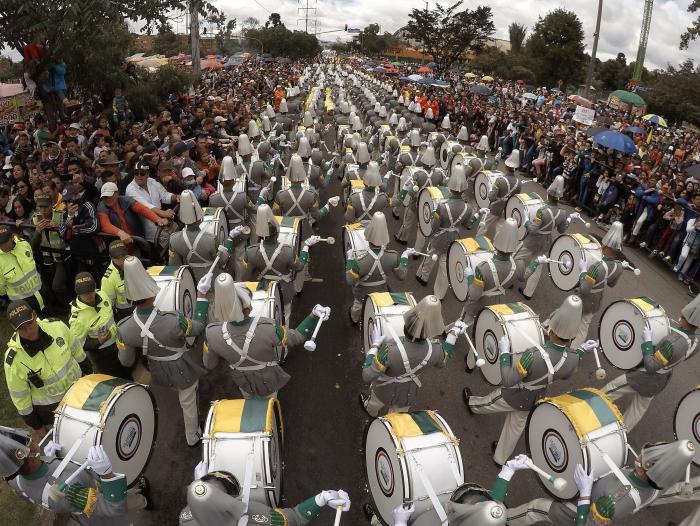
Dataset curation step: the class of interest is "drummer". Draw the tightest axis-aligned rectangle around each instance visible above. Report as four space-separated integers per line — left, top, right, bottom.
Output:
483 152 522 235
463 295 597 465
180 469 350 525
416 168 482 299
1 427 148 524
100 240 133 322
296 137 324 190
342 141 371 188
601 293 700 431
506 440 698 526
203 273 330 398
117 256 211 447
235 133 268 208
516 176 578 300
346 212 410 324
360 295 458 416
431 115 454 151
344 162 391 223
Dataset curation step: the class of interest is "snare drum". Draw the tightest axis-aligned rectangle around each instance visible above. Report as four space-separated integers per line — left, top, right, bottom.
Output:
473 302 544 385
147 265 197 344
447 236 495 302
362 292 417 355
474 170 504 210
202 398 283 508
449 152 479 178
54 374 157 487
548 233 602 291
344 222 368 263
674 386 700 466
439 141 463 170
201 207 230 246
527 388 628 500
505 193 544 240
599 297 670 370
275 216 302 254
364 411 464 525
418 186 450 237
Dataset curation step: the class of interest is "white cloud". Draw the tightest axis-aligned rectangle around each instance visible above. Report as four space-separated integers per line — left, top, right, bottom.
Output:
213 0 700 69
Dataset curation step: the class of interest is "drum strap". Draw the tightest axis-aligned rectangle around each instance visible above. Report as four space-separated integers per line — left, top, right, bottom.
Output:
591 260 611 294
483 258 516 297
357 191 379 221
359 248 387 287
133 309 188 360
538 208 561 235
407 452 448 525
42 430 89 508
221 191 245 222
259 243 292 282
236 442 257 526
306 158 314 179
222 318 275 371
285 188 308 219
238 157 260 190
379 323 433 387
436 202 468 236
182 229 209 268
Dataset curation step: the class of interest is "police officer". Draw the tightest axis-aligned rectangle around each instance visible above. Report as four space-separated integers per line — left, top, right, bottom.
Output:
204 273 329 398
4 299 91 436
69 272 127 378
463 295 597 465
602 293 700 431
482 154 522 235
344 162 391 223
117 256 211 446
100 240 132 322
0 224 43 312
360 295 456 417
179 469 350 525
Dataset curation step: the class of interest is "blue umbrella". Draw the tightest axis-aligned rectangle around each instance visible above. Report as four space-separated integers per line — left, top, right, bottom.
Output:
426 61 437 69
624 126 645 135
469 84 491 96
592 131 638 155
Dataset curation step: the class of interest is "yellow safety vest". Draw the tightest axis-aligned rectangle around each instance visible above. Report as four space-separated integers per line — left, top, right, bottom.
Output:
69 290 117 350
32 211 67 263
100 262 130 310
0 237 43 304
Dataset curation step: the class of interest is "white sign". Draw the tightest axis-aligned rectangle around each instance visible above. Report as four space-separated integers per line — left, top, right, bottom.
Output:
572 105 595 126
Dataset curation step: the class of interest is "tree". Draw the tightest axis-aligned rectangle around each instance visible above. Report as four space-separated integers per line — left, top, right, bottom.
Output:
645 60 700 125
508 23 527 54
153 21 181 57
207 12 237 53
597 53 627 91
242 16 260 31
525 8 585 88
352 23 398 55
405 1 495 69
681 1 700 49
245 26 320 58
265 13 284 28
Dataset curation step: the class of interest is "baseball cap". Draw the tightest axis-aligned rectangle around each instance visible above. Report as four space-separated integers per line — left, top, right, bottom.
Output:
173 141 192 156
0 224 13 244
7 300 34 329
214 116 227 123
182 167 195 178
62 184 81 201
34 194 52 207
74 272 96 295
109 240 129 258
97 153 121 166
68 123 82 130
100 182 119 198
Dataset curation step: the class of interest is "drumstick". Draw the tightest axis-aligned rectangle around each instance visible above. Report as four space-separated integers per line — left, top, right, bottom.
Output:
592 347 607 380
524 460 568 491
544 257 573 271
58 460 90 491
460 330 486 368
317 237 336 245
570 215 591 228
304 307 330 351
620 261 641 276
411 250 439 261
333 506 343 526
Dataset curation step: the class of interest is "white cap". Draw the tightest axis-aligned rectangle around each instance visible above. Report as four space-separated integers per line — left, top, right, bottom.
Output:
302 111 313 127
265 104 276 118
398 95 405 104
182 167 195 179
409 129 421 147
404 295 445 339
357 142 370 164
261 115 271 132
237 134 253 156
547 175 565 199
212 273 251 322
214 116 227 124
441 115 451 130
448 165 469 192
124 257 160 301
379 106 387 118
178 189 204 224
219 156 237 182
255 204 278 238
494 218 518 253
505 150 520 169
477 135 490 151
279 99 288 113
352 115 363 131
397 117 409 132
362 161 382 187
548 295 583 340
641 440 696 490
421 146 437 167
408 101 416 112
287 154 306 182
340 101 349 114
365 211 390 246
457 126 469 141
373 102 381 112
100 182 119 198
602 221 623 250
248 119 261 138
425 108 434 120
297 137 312 158
389 113 399 126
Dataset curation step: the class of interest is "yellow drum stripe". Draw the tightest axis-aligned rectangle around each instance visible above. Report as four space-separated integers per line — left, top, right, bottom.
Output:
346 223 364 231
629 297 656 313
544 393 602 437
385 413 422 437
489 304 515 316
146 266 165 276
243 282 259 293
210 399 245 434
570 233 593 245
350 180 365 189
459 238 481 253
62 374 117 410
370 292 396 308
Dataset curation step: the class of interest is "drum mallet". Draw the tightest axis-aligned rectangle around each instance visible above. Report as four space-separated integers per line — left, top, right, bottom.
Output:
317 237 336 245
570 215 591 228
57 459 91 492
411 250 438 261
333 505 343 526
304 307 330 351
543 257 573 271
461 330 486 368
620 261 641 276
592 345 607 380
524 460 568 492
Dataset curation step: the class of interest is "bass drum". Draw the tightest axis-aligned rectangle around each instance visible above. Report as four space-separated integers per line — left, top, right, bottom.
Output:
364 411 464 526
526 388 627 500
474 170 504 210
418 186 450 237
674 387 700 466
439 141 463 170
447 236 495 302
275 216 303 293
201 207 230 247
473 303 544 385
548 234 602 291
362 292 417 355
54 374 157 487
148 265 196 345
202 398 283 508
449 152 479 178
343 222 368 264
505 193 544 240
599 298 670 370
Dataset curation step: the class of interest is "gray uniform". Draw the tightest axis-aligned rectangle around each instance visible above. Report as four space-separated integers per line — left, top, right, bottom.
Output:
395 166 443 245
302 159 326 190
180 498 316 526
209 190 250 279
345 189 391 223
484 173 521 234
169 227 228 282
237 158 269 203
8 458 129 525
274 185 321 231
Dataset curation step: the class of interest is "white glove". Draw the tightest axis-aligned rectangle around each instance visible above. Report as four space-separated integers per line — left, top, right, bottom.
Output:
498 334 511 355
574 464 594 497
228 225 245 240
479 207 490 216
327 489 351 511
570 212 581 221
346 249 355 261
580 339 599 352
486 179 493 192
259 187 270 200
401 247 416 259
371 325 386 349
86 445 112 476
392 503 415 526
643 326 653 343
465 265 474 278
312 304 330 319
315 490 342 508
451 320 468 336
43 440 62 458
402 177 414 191
578 259 588 273
499 453 532 481
305 235 322 247
194 460 209 480
328 196 340 207
537 255 548 265
197 273 213 294
621 260 632 270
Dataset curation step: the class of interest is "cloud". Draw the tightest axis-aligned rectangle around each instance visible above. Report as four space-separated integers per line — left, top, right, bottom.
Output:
213 0 700 69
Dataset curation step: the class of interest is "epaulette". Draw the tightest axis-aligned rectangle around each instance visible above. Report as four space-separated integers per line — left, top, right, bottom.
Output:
104 268 112 277
5 349 16 365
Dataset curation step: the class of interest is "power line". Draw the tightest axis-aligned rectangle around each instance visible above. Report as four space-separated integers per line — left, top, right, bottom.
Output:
252 0 272 14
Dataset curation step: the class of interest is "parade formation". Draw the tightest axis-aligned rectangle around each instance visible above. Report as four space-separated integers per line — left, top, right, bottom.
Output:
0 54 700 526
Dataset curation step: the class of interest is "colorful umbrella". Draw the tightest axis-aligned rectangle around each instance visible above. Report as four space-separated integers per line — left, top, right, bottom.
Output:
481 75 494 81
522 93 537 100
610 90 646 107
391 61 402 66
516 79 524 84
585 126 608 137
568 95 593 108
592 130 638 155
464 72 476 78
426 62 437 69
469 84 492 96
416 66 433 73
201 59 223 69
642 114 668 127
407 74 423 82
623 126 645 135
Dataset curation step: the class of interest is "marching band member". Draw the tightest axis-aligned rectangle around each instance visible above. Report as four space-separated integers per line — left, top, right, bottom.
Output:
344 162 391 223
483 152 522 235
180 469 350 525
341 141 371 187
516 176 575 300
235 133 268 207
203 273 329 399
346 212 409 324
602 293 700 431
100 240 132 322
117 256 211 446
360 295 455 417
463 295 597 465
296 137 325 190
506 440 699 526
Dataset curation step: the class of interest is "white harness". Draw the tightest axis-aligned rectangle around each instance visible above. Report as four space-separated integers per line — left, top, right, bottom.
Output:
482 257 516 297
376 323 434 388
358 248 388 287
537 207 562 236
222 317 276 371
133 308 188 361
434 201 469 237
258 243 292 282
218 189 245 223
283 187 308 219
356 191 379 221
181 229 209 268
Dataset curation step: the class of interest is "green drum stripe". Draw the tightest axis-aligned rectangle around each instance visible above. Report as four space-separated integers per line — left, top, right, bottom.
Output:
203 207 216 214
440 187 450 199
505 303 526 314
160 265 180 276
280 217 295 227
82 378 129 411
569 390 618 427
637 296 659 308
528 192 541 200
475 236 491 251
411 411 441 435
240 398 269 432
390 292 410 305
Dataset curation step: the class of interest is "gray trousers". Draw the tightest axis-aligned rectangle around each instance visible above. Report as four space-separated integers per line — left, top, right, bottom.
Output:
416 251 449 300
178 381 201 446
396 201 417 243
363 387 409 418
602 373 653 432
571 311 594 350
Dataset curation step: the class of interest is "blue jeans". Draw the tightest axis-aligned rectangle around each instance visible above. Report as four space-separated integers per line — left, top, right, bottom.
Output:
578 175 590 206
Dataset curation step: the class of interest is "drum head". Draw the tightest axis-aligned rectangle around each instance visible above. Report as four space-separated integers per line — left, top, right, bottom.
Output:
548 235 580 291
473 308 506 385
474 173 491 210
364 419 404 525
101 384 158 487
505 196 528 241
265 401 284 507
270 282 284 327
526 403 585 500
599 301 647 370
447 241 469 302
674 389 700 466
215 208 230 246
439 142 453 169
418 188 436 237
362 296 379 355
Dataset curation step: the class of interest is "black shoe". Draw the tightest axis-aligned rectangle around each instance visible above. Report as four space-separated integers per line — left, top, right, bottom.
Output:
137 476 152 510
491 440 498 454
363 503 375 521
393 234 407 245
518 287 532 300
358 393 370 416
349 306 358 325
416 275 429 286
462 387 474 415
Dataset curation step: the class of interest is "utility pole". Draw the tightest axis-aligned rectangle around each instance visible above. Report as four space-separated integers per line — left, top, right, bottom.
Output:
583 0 603 101
190 0 201 81
298 0 317 34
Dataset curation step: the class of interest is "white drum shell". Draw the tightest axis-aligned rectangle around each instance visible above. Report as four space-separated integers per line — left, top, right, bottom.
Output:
417 187 447 238
674 388 700 466
201 208 230 246
449 152 478 178
439 141 462 169
447 242 494 302
343 226 368 263
362 294 416 355
505 194 544 240
473 172 502 210
548 235 602 291
151 266 196 345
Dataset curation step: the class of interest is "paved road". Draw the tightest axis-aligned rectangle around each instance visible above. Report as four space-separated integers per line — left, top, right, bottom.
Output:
130 159 698 526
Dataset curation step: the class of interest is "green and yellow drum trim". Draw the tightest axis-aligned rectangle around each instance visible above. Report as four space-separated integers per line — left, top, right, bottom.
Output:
209 398 284 445
60 374 130 415
385 410 450 440
368 292 415 308
538 388 624 437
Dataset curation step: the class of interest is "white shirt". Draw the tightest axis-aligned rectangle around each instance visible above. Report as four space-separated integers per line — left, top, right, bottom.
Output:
126 178 173 241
